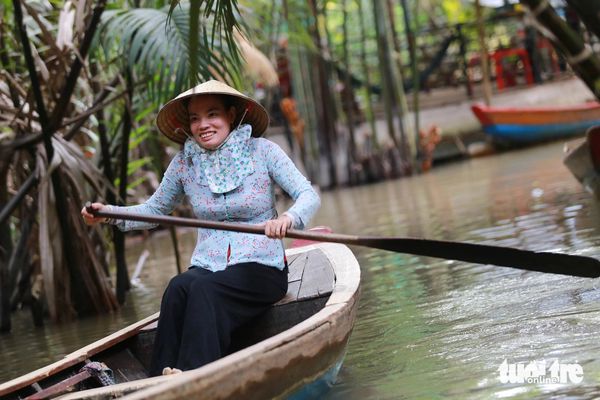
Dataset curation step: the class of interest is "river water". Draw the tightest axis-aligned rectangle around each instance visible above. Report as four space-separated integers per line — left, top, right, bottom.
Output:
2 141 600 399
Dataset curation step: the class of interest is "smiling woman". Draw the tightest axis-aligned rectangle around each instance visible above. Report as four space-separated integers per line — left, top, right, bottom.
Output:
187 95 237 150
80 79 321 376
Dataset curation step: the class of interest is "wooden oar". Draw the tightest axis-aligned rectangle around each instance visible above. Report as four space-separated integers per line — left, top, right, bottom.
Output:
86 203 600 278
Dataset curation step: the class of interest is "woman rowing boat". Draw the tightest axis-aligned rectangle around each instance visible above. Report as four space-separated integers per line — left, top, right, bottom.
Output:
81 80 320 375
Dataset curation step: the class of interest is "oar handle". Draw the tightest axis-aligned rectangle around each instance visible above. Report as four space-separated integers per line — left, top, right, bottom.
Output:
85 202 358 244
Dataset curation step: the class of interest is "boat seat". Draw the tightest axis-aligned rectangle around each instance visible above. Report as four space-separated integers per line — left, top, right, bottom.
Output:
277 248 335 305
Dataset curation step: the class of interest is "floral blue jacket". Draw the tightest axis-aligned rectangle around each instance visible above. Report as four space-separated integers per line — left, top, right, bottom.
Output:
110 125 320 271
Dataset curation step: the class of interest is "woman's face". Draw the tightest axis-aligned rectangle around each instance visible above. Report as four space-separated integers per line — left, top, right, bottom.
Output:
187 95 236 150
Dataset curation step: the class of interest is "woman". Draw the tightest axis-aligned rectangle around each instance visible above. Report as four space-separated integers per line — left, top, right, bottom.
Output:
81 80 320 375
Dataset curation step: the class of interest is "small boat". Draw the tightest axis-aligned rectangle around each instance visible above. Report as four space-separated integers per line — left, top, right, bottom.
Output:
563 125 600 199
471 102 600 144
0 238 361 400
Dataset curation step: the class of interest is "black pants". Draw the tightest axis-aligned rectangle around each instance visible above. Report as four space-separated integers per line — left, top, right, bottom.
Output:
149 262 288 376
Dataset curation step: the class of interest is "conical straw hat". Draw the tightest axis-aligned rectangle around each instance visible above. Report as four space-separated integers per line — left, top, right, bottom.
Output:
156 80 270 144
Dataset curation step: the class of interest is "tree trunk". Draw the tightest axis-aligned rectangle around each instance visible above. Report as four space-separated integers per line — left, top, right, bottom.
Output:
14 0 94 319
8 203 36 319
115 70 134 304
475 0 493 105
400 0 420 169
520 0 600 100
307 0 338 187
565 1 600 40
456 24 472 98
341 0 358 183
386 0 412 173
372 0 399 150
146 129 183 275
356 0 379 155
0 163 12 333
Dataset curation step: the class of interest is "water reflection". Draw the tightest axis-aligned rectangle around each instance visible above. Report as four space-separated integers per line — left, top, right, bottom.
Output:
2 142 600 400
320 142 600 399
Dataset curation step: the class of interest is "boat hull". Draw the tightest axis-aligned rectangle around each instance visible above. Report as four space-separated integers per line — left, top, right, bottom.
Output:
471 103 600 144
0 243 360 400
117 243 361 400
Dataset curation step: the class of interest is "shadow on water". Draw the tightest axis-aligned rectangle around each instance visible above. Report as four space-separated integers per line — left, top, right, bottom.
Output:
2 142 600 400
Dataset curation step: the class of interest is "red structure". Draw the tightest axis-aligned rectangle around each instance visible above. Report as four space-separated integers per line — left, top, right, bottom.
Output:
490 48 534 90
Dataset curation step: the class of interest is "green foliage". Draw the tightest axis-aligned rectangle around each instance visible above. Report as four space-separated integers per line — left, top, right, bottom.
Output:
98 2 243 106
113 156 152 190
166 0 242 87
126 156 153 175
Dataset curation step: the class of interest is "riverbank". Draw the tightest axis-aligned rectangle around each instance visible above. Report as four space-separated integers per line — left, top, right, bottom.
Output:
272 75 597 186
416 76 597 160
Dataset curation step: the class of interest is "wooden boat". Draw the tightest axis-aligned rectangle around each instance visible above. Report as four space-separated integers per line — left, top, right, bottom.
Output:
0 240 361 400
563 125 600 199
471 102 600 144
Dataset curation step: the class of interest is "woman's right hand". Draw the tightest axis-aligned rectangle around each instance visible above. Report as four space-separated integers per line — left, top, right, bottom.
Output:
81 202 108 225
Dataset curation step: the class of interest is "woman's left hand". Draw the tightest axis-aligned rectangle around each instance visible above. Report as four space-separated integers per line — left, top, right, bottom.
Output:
264 215 293 239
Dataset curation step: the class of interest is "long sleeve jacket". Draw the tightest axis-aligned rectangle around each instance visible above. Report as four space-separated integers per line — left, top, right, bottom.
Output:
110 128 320 271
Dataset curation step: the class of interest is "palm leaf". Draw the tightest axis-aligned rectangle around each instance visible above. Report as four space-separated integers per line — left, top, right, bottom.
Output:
98 2 243 105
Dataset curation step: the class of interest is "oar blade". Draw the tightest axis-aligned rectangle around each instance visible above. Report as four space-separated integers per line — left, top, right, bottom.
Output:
357 237 600 278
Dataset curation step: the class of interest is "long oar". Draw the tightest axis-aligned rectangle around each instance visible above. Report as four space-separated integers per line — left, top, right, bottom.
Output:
86 203 600 278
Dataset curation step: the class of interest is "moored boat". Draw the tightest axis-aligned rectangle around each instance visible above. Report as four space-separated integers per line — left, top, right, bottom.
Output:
563 125 600 199
471 102 600 144
0 241 361 400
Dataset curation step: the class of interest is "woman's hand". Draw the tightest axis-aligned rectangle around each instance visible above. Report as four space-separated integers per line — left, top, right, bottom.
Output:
264 215 293 239
81 202 108 225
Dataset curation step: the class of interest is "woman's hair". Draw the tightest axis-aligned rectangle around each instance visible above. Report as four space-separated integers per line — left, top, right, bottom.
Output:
182 94 238 112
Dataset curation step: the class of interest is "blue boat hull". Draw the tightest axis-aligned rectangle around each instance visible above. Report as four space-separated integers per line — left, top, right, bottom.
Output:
287 356 345 400
483 120 600 143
